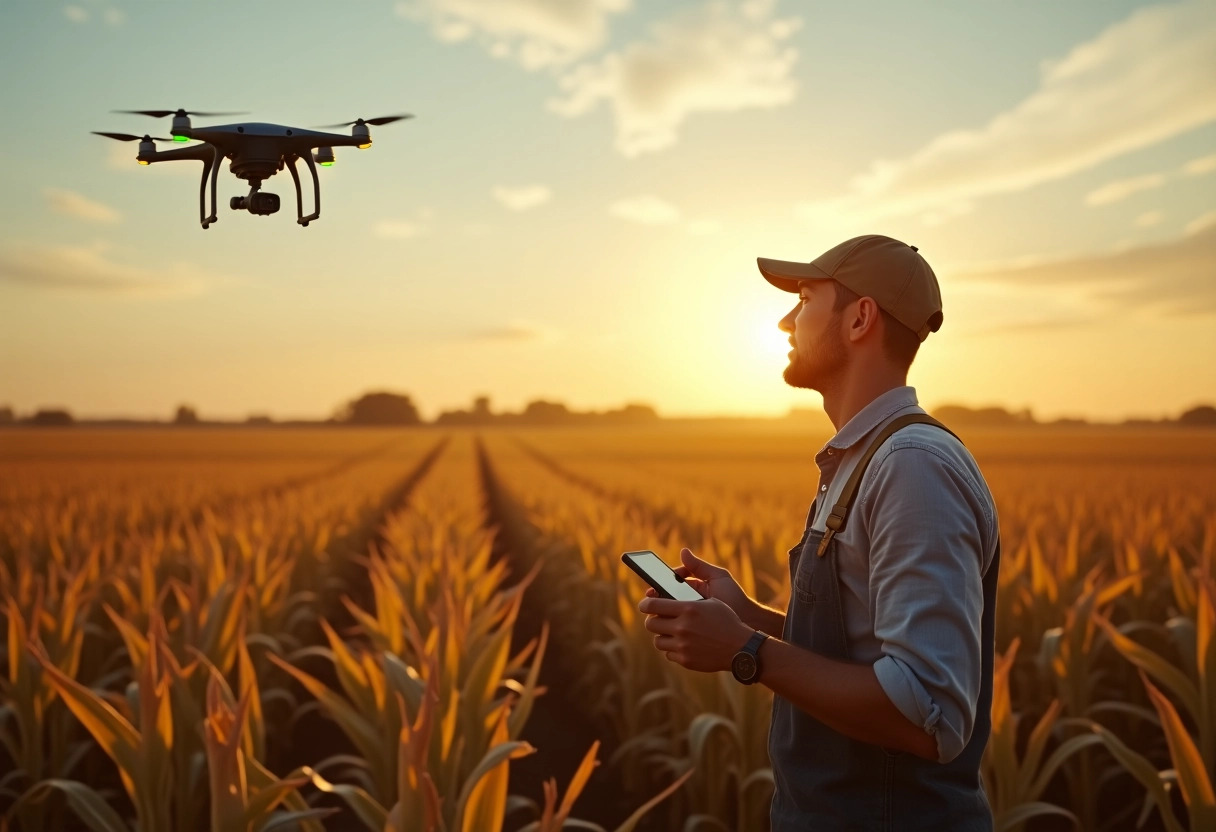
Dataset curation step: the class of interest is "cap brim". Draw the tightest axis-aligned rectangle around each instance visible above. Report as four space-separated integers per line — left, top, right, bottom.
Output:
757 257 833 293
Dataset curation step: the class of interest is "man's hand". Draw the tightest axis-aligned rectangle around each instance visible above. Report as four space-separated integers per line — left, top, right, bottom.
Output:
643 547 783 636
638 594 754 673
660 548 752 610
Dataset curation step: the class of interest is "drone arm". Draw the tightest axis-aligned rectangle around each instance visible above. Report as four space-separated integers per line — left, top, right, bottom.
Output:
144 143 215 164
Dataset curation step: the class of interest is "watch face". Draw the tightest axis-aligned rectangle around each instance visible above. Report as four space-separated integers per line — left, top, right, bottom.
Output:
732 652 757 681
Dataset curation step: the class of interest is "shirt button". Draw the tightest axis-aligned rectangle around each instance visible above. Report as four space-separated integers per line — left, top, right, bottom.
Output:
820 485 828 492
826 449 834 455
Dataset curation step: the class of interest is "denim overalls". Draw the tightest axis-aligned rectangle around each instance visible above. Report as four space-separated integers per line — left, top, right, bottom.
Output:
769 415 999 831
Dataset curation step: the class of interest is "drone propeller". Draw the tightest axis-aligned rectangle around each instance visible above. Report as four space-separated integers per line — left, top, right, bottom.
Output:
92 131 174 142
113 109 248 119
317 114 414 128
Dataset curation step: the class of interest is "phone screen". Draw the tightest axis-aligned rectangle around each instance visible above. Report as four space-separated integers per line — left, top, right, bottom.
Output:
623 551 703 601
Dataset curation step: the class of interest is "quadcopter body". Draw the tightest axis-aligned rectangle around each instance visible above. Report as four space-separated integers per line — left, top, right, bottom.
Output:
93 109 412 229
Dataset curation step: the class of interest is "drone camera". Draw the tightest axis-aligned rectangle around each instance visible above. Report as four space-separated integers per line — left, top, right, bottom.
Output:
230 192 280 215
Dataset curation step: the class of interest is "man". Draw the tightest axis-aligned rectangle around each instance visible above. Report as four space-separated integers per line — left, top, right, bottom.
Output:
637 234 1000 830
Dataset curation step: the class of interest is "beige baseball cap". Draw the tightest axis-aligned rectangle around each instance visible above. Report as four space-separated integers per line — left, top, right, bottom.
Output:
757 234 943 341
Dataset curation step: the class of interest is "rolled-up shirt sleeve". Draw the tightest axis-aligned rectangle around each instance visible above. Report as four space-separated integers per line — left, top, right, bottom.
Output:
860 444 989 764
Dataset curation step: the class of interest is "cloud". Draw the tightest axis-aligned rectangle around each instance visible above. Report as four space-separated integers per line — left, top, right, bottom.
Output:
550 0 800 156
1134 210 1163 228
464 319 557 342
1184 209 1216 235
64 3 124 25
798 1 1216 224
0 240 212 296
374 219 427 239
964 316 1098 337
607 195 721 234
1183 152 1216 176
44 188 121 224
609 195 681 224
397 0 629 69
1085 174 1166 206
492 184 552 211
956 224 1216 315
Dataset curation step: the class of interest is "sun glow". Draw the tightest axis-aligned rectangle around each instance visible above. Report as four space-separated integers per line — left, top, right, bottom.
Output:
739 301 796 370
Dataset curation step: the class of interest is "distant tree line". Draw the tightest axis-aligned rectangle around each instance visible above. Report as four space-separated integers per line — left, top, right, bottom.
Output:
1 398 1212 428
435 396 658 426
927 403 1216 428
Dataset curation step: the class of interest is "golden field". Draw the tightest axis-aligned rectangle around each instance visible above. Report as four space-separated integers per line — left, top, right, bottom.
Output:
1 425 1213 832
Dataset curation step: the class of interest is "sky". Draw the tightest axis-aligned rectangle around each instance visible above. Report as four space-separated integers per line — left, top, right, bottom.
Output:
0 0 1213 422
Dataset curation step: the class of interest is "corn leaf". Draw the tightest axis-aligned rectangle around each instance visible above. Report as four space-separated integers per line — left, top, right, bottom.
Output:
11 779 130 832
1139 672 1215 817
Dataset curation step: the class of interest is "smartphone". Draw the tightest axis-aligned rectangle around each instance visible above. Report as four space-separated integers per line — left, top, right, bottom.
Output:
621 550 704 601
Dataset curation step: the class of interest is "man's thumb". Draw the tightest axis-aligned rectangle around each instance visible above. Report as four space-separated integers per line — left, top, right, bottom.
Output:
681 547 721 579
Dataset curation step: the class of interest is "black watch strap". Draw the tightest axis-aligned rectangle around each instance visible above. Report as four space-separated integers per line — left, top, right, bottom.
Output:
743 630 769 655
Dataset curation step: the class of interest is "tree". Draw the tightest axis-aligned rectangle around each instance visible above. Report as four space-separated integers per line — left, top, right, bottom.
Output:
603 403 659 423
174 404 200 425
931 405 1036 427
522 400 570 424
0 406 12 424
30 409 73 426
1178 404 1216 426
339 391 421 425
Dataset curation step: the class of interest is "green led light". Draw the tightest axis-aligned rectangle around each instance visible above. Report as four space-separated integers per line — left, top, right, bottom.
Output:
319 161 334 166
173 135 189 142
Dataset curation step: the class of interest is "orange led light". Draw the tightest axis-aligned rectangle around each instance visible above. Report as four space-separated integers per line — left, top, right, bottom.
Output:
358 142 371 149
138 160 150 165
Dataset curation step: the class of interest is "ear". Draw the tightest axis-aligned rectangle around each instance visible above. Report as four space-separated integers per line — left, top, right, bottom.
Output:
846 296 882 343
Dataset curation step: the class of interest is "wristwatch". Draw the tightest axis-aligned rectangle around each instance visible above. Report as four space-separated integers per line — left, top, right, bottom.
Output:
731 630 769 685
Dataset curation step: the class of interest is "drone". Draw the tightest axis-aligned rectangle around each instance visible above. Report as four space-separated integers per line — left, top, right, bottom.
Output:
92 109 412 229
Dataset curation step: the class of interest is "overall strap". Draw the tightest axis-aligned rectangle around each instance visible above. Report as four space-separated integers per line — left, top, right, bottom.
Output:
816 413 961 557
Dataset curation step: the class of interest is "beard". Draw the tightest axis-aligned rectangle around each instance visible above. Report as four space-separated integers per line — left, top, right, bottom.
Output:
783 314 847 391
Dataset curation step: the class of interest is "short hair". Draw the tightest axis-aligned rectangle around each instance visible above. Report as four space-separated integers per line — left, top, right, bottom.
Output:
831 281 921 370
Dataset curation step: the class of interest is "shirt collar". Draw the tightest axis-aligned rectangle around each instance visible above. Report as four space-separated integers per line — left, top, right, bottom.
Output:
821 385 920 454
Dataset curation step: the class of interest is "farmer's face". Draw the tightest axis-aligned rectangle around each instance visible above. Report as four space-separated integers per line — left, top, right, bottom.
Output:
778 280 847 392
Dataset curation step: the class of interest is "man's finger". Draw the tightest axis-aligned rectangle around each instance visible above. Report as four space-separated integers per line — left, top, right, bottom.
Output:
643 616 678 636
638 597 688 616
681 547 726 580
653 634 677 651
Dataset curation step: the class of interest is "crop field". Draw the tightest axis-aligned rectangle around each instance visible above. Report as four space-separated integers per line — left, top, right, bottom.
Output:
1 425 1213 832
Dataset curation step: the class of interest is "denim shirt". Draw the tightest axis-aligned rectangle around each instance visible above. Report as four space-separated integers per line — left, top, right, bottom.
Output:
806 385 999 763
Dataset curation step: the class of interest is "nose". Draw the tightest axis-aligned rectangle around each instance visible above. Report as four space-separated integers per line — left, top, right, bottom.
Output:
779 305 797 334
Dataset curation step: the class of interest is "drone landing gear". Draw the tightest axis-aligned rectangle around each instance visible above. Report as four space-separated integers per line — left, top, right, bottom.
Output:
285 154 320 227
198 145 222 229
